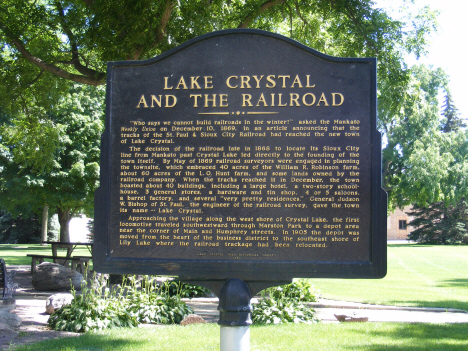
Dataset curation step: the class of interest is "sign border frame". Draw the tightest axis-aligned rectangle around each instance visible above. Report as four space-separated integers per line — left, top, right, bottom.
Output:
94 28 387 281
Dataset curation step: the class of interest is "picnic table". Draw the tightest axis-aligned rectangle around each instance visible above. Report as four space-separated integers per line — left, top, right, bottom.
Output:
27 241 93 274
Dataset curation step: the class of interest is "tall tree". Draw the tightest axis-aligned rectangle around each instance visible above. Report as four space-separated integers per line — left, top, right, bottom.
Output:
380 65 450 208
41 205 49 244
397 129 468 208
407 200 468 245
0 84 104 242
401 90 468 244
441 91 465 133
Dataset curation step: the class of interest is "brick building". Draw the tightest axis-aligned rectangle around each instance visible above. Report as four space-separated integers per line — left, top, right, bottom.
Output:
387 206 414 240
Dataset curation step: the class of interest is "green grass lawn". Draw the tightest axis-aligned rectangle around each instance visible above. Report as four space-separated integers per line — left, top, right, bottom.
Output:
310 243 468 311
0 244 92 266
12 323 468 351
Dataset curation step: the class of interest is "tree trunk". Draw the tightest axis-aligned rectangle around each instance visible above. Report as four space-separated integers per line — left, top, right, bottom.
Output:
41 205 49 245
57 208 71 242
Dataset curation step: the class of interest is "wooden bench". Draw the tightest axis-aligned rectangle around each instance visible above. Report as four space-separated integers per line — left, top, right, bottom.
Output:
26 255 91 274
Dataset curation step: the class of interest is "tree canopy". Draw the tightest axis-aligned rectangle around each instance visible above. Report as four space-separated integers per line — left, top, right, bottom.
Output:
0 0 437 113
0 84 104 241
381 65 448 206
379 63 467 208
384 65 468 244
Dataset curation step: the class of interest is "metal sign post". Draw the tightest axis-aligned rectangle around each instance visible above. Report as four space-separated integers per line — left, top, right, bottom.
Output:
218 279 252 351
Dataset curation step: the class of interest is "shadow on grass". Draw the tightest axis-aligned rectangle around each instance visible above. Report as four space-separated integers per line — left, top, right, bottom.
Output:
387 244 429 248
346 323 468 351
14 326 220 351
438 278 468 289
14 332 144 351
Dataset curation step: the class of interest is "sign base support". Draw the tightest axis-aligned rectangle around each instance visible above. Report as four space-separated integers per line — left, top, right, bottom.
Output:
182 278 291 351
220 326 250 351
218 279 252 351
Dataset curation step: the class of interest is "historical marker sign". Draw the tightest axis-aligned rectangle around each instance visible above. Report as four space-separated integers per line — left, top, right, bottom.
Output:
94 29 387 282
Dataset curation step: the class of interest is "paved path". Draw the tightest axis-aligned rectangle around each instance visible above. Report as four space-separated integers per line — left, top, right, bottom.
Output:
185 297 468 324
310 299 468 323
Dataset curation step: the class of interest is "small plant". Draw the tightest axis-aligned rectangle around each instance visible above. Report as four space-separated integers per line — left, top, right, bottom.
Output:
126 276 193 324
252 297 317 325
268 280 320 302
48 273 194 333
252 280 319 325
161 278 211 298
48 273 137 332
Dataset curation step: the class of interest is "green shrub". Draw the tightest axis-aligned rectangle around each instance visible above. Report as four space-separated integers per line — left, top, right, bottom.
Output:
252 297 318 325
127 293 193 324
48 274 137 332
268 280 320 302
125 276 193 324
252 280 319 325
48 273 194 333
161 278 211 298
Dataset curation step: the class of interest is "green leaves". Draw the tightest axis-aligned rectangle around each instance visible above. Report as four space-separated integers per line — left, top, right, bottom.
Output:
380 64 460 209
160 278 211 298
0 0 439 113
252 280 320 325
1 119 63 173
126 293 194 325
400 129 468 207
267 279 319 302
0 83 104 228
48 273 195 333
252 296 317 325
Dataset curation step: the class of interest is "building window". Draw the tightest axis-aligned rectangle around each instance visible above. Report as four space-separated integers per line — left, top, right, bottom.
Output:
399 220 407 230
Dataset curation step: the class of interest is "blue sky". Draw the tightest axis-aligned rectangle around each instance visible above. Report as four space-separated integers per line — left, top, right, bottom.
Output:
376 0 467 120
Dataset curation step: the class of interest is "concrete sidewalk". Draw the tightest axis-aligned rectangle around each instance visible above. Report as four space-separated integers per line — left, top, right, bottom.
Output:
310 299 468 323
184 297 468 324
